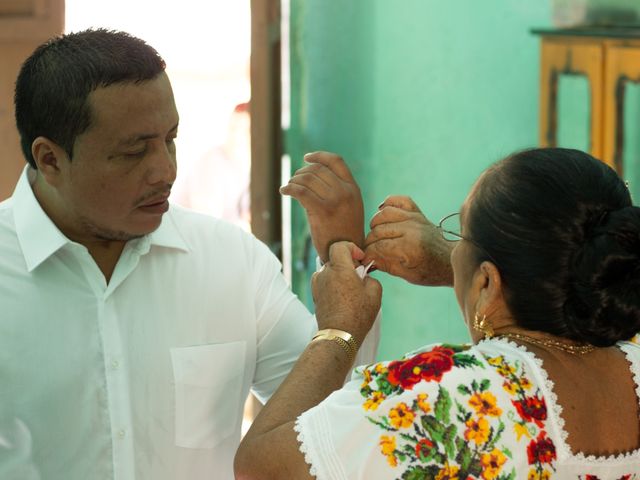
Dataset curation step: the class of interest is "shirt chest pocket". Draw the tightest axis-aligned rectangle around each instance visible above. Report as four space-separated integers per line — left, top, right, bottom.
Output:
170 341 247 449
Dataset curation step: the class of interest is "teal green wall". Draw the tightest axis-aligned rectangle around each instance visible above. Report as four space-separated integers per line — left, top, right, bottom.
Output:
287 0 552 360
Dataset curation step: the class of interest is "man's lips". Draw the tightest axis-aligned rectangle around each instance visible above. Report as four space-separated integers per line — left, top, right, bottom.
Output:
138 192 170 208
137 192 171 214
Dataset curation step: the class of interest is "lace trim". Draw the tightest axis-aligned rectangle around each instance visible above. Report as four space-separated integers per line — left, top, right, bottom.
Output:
480 337 640 465
294 417 318 478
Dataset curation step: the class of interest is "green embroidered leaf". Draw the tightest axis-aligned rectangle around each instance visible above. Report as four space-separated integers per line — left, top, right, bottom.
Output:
432 451 447 465
440 343 470 353
376 377 396 396
453 354 484 369
480 379 491 392
442 424 457 459
400 433 418 443
503 447 513 459
467 458 483 478
421 415 444 442
471 379 479 392
486 420 505 449
366 416 397 432
434 386 452 424
457 384 471 396
455 437 473 471
401 465 439 480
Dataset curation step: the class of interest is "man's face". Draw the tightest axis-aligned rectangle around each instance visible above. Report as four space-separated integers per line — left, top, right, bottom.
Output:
55 72 179 242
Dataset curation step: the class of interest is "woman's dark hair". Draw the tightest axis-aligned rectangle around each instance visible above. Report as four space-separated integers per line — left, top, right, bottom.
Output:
468 147 640 346
14 28 166 168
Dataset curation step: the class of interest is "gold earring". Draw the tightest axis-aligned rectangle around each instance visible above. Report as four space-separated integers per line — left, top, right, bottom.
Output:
473 312 494 339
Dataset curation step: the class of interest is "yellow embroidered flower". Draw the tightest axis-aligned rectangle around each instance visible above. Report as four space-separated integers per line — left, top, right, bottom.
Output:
374 363 388 375
379 435 397 467
487 356 503 367
480 448 507 479
488 356 516 376
520 377 533 390
503 381 520 395
389 402 415 429
527 468 551 480
435 464 460 480
464 416 490 444
468 391 502 417
514 422 532 441
380 435 396 455
363 391 385 411
362 368 372 384
496 363 516 376
416 393 431 413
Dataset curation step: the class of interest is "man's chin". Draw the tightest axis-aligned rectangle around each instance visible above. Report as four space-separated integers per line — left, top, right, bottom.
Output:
88 220 162 242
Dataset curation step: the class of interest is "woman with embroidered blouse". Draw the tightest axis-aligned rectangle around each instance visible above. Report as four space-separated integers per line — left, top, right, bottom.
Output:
234 148 640 480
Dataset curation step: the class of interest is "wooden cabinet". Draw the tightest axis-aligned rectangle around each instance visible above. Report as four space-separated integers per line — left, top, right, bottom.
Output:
534 29 640 184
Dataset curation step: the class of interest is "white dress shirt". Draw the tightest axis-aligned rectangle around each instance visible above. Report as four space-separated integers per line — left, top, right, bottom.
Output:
0 168 379 480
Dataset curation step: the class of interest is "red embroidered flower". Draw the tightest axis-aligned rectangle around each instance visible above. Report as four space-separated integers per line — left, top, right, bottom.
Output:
526 431 556 465
415 438 434 460
387 346 455 389
512 395 547 427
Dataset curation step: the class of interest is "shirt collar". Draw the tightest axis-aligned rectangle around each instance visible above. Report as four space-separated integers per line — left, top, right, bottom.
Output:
13 167 70 272
12 167 189 272
147 208 190 253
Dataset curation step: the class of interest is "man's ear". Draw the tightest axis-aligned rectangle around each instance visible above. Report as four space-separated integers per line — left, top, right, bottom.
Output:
473 261 504 317
31 137 69 185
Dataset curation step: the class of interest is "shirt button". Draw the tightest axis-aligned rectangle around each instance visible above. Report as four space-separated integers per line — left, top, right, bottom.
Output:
111 360 120 370
118 429 126 439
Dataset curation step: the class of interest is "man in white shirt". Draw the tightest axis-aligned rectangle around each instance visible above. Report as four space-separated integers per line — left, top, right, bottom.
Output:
0 29 375 479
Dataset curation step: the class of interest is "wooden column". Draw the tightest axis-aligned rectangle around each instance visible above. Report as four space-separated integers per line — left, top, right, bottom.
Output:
250 0 282 254
0 0 64 200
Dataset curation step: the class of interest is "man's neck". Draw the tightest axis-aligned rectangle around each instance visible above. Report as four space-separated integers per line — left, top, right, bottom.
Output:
85 240 127 283
31 173 127 283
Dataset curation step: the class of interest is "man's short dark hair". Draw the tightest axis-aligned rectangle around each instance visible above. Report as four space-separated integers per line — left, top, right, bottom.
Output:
14 28 167 168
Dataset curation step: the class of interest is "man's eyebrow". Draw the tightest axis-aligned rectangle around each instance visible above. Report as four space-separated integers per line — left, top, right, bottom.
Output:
117 122 179 147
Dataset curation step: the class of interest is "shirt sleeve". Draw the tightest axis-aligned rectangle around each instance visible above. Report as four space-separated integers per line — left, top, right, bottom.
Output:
249 238 317 403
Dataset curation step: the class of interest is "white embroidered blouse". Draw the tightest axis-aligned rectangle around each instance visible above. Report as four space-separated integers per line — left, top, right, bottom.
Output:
295 337 640 480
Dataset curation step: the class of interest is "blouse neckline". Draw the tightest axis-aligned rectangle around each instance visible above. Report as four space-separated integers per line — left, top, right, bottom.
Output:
479 336 640 465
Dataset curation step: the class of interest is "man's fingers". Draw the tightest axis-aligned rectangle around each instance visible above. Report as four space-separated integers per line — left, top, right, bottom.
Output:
369 206 413 229
279 182 323 209
284 172 333 200
303 151 356 183
378 195 421 213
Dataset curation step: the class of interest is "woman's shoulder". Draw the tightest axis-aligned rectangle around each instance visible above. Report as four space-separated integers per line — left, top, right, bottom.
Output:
347 342 554 478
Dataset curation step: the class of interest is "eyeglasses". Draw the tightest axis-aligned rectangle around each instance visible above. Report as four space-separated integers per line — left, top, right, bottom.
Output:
437 212 499 265
437 212 464 242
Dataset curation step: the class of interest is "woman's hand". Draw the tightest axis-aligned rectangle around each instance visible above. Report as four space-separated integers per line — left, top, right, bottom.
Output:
364 195 454 286
311 241 382 345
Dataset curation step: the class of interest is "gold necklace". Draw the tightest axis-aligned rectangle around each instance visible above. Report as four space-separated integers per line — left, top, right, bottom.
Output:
495 332 596 355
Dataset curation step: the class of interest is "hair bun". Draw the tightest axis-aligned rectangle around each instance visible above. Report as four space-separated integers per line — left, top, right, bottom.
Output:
564 206 640 346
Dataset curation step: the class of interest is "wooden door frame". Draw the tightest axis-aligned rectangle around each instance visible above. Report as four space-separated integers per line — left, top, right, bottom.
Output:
250 0 283 255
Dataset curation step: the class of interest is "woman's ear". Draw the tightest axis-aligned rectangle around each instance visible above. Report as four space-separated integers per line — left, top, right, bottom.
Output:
32 137 69 186
473 261 504 318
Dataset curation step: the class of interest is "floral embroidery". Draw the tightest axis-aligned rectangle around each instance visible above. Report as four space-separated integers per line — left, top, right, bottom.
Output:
361 345 522 479
486 355 556 479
